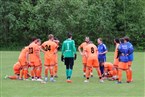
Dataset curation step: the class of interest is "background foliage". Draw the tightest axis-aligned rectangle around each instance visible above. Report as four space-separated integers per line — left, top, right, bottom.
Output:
0 0 145 50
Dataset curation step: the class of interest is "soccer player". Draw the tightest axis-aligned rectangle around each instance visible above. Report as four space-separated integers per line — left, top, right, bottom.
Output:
18 46 29 80
103 62 117 80
29 38 42 81
117 38 130 84
78 37 93 77
84 41 103 83
124 37 134 82
61 32 76 83
6 62 22 80
41 34 58 82
53 38 60 78
97 38 108 75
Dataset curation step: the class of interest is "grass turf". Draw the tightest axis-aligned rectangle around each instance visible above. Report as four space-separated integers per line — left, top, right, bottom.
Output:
0 51 144 97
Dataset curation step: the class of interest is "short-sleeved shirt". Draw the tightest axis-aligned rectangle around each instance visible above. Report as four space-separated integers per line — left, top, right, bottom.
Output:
78 42 88 53
98 43 107 59
29 42 40 62
41 40 58 59
85 44 98 57
18 46 29 60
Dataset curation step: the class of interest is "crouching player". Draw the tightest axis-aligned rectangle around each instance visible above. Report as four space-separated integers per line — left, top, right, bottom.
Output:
84 41 103 83
5 62 22 80
103 62 117 80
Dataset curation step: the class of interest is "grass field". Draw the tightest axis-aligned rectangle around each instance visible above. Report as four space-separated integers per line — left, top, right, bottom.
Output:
0 51 144 97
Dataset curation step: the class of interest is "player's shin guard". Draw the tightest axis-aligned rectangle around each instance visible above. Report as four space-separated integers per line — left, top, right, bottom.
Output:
126 69 130 82
66 69 69 79
100 65 104 75
36 69 41 78
45 67 49 77
68 69 72 79
31 69 35 79
118 69 122 82
23 70 28 79
50 68 54 77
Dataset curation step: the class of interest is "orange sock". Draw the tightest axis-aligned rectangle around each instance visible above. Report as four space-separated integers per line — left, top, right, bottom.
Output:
45 67 49 77
96 68 102 78
8 75 18 80
90 67 93 73
118 69 122 82
86 67 90 79
50 68 54 77
126 69 130 82
129 68 132 81
31 69 35 78
36 68 41 78
19 70 24 79
23 70 28 79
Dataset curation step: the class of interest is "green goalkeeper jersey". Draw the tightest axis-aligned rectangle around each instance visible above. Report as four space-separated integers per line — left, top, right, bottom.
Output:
62 38 76 58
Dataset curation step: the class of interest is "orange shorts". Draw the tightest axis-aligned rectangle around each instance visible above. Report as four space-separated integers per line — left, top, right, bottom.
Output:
118 62 129 70
13 68 20 75
82 56 87 64
30 59 41 67
44 55 55 66
87 56 99 68
19 58 27 66
114 58 119 67
128 61 132 67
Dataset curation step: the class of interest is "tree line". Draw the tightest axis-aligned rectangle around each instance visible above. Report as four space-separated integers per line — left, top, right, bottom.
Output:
0 0 145 50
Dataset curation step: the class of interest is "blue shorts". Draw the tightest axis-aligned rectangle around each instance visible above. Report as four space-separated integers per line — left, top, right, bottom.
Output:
98 57 106 63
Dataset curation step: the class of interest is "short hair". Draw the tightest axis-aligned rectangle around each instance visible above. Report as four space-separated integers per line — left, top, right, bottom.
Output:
120 38 124 43
31 36 37 41
37 39 41 43
124 36 130 42
98 38 102 42
48 34 54 39
114 38 120 43
67 32 72 38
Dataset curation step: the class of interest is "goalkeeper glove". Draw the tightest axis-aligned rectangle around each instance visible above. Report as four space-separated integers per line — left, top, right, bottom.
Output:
61 55 64 62
74 54 77 60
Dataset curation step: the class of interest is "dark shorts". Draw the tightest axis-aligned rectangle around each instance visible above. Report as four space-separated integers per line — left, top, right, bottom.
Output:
98 57 106 63
64 57 74 69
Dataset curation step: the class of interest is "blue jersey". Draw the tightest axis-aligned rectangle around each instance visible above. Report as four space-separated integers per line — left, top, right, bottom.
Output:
127 42 134 61
118 43 129 62
98 43 107 59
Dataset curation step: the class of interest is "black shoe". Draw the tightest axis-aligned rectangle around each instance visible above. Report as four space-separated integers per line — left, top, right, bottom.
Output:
54 75 58 78
83 75 86 77
91 75 93 77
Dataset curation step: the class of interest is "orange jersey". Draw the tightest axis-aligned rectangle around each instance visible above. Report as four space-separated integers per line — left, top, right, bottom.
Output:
114 43 119 59
78 42 88 53
104 62 113 71
41 40 58 59
18 46 29 61
85 44 98 58
13 62 21 70
29 42 40 62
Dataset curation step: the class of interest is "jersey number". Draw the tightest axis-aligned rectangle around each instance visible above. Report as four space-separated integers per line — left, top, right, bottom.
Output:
91 47 94 53
29 47 33 54
45 45 51 51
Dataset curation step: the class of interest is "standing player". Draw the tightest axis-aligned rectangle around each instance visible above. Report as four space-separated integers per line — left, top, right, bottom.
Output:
84 41 103 83
61 32 76 83
29 38 42 81
124 37 134 82
41 34 58 82
97 38 108 75
78 37 93 77
117 38 130 84
53 38 60 78
113 38 120 77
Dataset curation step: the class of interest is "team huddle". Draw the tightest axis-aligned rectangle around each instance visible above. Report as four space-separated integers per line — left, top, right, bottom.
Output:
6 33 134 84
